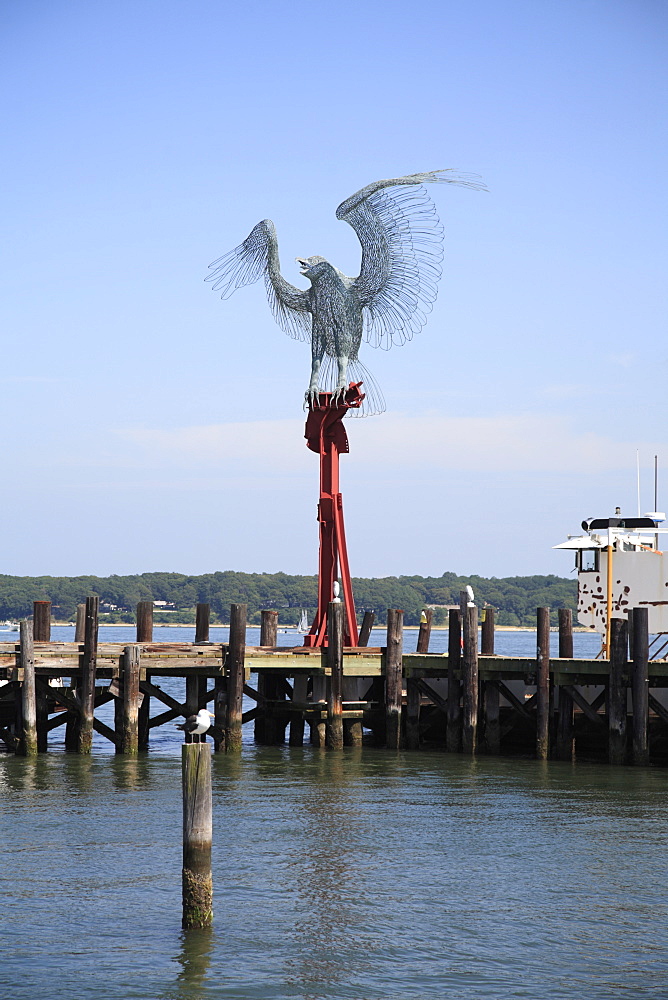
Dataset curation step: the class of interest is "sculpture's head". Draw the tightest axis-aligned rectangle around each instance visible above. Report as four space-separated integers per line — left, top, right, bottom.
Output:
296 256 333 282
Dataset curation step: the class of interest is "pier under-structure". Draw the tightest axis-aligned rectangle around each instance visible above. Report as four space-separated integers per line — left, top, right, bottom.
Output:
2 600 668 765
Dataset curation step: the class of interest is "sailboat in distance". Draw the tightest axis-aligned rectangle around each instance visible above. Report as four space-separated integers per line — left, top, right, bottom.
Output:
297 609 310 635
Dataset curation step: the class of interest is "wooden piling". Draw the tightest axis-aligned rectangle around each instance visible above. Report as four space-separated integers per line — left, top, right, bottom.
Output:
461 600 478 755
558 608 574 659
33 601 51 642
256 610 282 745
36 681 48 752
343 676 363 747
480 607 499 753
481 607 495 655
358 611 375 648
182 742 213 929
406 674 420 750
536 607 550 760
78 596 99 754
289 676 307 746
119 644 140 755
225 603 246 752
556 608 574 760
138 672 151 750
17 620 37 756
75 603 86 643
631 607 649 765
608 618 628 765
136 601 153 642
446 609 462 753
417 608 433 654
385 609 403 750
326 602 344 749
195 604 210 643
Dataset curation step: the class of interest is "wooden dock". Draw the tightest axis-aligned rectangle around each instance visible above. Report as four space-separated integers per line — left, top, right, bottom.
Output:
2 599 667 764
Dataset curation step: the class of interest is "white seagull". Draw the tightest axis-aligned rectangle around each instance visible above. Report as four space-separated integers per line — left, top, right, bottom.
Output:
176 709 215 742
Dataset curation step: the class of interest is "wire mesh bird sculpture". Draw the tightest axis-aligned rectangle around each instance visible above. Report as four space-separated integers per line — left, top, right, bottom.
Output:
206 170 484 415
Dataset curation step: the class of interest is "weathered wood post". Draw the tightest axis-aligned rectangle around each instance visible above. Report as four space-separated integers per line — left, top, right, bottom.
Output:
33 601 51 642
536 607 550 760
446 609 462 752
138 673 151 750
631 607 649 765
78 596 99 754
182 742 213 928
406 673 420 751
75 603 86 643
119 644 140 755
255 610 277 745
358 611 375 648
136 601 153 642
17 620 37 756
556 608 574 760
385 609 403 749
417 608 433 654
326 602 344 749
195 604 210 643
342 685 363 746
481 607 499 754
608 618 628 765
406 608 431 751
225 604 246 752
481 607 495 655
461 596 478 755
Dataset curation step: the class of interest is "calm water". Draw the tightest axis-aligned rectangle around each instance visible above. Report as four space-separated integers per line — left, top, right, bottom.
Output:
1 750 667 999
3 625 665 998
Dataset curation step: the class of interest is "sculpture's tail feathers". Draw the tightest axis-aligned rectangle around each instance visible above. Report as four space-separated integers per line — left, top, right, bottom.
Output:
317 355 385 417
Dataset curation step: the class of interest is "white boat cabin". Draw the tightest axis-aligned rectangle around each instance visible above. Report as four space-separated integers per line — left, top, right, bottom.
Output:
555 511 668 635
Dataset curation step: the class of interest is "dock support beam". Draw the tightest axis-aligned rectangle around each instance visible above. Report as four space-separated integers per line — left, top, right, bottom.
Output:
385 609 403 749
78 596 99 754
536 607 550 760
17 621 37 756
556 609 574 760
608 618 627 765
226 603 246 752
447 609 462 752
481 608 499 754
632 607 649 765
461 597 478 755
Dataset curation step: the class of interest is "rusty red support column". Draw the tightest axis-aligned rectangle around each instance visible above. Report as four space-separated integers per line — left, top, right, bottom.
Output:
303 384 364 649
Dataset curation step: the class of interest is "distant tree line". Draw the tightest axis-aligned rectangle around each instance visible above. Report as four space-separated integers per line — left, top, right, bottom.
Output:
0 570 577 627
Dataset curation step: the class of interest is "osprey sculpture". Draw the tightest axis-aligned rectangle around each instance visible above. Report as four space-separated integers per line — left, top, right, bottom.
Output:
206 170 483 414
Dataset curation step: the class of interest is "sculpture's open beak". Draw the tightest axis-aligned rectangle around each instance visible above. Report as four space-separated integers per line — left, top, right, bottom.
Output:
296 257 310 274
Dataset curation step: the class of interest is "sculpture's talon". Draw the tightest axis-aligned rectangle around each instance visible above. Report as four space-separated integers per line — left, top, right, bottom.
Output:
305 387 320 410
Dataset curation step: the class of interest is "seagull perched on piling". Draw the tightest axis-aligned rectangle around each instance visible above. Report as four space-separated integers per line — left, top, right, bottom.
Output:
176 709 215 742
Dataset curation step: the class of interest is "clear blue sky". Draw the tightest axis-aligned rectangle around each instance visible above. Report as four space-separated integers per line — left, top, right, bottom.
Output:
1 0 666 580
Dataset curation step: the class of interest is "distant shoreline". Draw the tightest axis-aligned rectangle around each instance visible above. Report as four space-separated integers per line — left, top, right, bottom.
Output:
51 622 595 633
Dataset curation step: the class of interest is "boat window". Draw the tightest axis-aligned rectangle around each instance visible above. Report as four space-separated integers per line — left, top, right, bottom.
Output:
578 549 599 572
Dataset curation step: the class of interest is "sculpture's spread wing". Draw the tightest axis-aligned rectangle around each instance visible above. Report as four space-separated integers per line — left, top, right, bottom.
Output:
206 219 311 342
336 170 484 349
